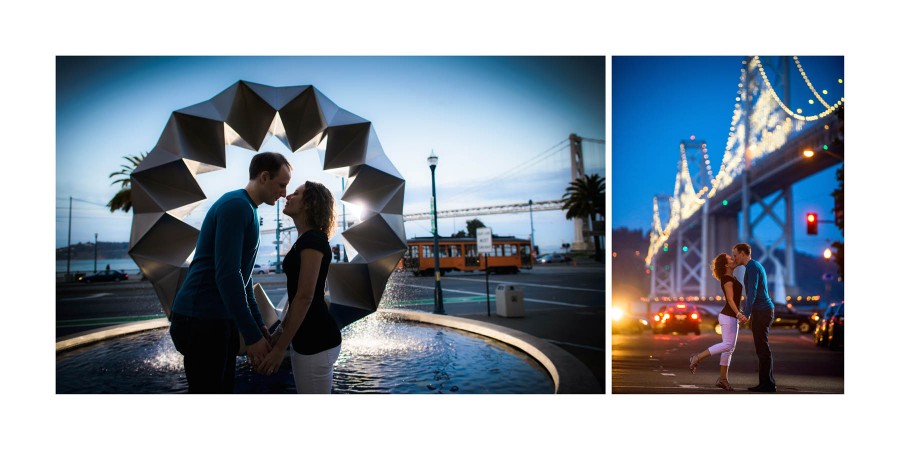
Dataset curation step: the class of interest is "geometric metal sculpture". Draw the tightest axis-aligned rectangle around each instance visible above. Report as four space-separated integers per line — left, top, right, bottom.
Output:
128 81 407 328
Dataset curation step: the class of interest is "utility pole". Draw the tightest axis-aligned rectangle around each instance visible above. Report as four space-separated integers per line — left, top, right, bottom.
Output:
66 196 72 278
94 233 98 272
275 199 282 273
341 177 348 262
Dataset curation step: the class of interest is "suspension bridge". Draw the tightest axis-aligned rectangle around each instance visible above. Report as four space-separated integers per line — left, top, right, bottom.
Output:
645 56 844 301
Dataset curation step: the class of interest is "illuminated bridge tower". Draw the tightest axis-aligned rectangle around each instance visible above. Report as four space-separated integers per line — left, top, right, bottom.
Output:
646 56 844 303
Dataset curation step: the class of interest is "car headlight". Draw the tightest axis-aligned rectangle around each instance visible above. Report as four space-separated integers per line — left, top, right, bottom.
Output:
612 306 624 322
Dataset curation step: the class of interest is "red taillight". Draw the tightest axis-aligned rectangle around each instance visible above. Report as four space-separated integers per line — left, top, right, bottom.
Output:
676 304 687 309
654 316 660 322
690 313 699 320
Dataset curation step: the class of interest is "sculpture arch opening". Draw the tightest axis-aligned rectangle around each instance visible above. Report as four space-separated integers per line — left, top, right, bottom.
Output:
128 81 407 328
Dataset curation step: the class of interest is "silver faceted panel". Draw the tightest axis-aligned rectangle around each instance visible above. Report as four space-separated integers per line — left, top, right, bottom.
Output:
128 81 406 327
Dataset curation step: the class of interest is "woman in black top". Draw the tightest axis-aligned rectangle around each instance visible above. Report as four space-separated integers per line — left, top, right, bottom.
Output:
688 253 746 391
257 181 342 393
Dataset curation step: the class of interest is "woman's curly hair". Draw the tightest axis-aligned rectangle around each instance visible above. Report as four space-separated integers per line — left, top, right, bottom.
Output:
300 180 336 238
710 253 729 281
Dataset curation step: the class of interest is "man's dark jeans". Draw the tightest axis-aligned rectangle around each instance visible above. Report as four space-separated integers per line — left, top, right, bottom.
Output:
750 307 776 388
169 313 240 394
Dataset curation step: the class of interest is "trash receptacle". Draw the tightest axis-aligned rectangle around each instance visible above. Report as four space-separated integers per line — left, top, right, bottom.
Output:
495 284 524 317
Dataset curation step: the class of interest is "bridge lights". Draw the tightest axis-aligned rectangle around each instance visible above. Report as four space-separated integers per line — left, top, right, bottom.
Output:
806 213 818 235
824 248 833 260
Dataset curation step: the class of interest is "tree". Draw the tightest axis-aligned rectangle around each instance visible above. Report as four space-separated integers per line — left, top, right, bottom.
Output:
451 230 467 238
830 165 844 277
106 152 148 213
465 218 487 238
562 174 605 261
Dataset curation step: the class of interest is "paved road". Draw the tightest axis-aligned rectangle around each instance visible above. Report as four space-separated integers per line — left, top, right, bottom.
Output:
612 327 843 394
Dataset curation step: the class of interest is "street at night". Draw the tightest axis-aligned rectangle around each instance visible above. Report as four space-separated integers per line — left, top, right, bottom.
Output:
612 327 842 394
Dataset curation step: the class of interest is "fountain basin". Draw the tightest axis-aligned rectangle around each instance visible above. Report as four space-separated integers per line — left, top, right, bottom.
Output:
56 311 597 394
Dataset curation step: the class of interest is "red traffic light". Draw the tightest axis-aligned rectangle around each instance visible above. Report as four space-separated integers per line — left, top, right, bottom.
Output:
806 213 818 235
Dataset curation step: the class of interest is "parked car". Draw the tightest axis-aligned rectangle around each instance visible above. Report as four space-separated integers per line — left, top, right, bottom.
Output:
771 304 817 333
652 303 702 335
827 302 844 351
254 263 274 275
815 303 841 347
81 269 129 283
612 306 649 334
536 253 572 264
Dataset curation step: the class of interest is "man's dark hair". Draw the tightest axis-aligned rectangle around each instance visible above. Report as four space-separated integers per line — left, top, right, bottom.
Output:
733 243 751 256
249 152 291 180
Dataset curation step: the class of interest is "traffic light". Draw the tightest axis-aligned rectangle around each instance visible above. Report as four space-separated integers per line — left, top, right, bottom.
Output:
806 213 818 235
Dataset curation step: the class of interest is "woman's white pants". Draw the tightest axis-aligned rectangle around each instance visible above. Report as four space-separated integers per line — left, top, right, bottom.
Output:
289 344 341 394
707 314 738 366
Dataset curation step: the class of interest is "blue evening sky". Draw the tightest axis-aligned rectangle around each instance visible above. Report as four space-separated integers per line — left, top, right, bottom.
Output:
56 56 605 258
612 56 844 257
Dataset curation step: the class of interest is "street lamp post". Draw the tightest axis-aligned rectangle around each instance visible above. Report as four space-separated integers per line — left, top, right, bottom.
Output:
428 150 445 314
529 199 535 254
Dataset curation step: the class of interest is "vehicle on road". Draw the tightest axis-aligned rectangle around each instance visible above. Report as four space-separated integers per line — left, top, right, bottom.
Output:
401 236 533 276
536 253 572 264
612 305 649 334
826 302 844 351
771 303 817 333
708 303 817 335
815 302 841 347
652 303 701 335
81 269 129 283
254 263 274 275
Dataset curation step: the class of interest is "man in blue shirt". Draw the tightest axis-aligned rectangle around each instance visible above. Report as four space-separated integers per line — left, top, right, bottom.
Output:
169 152 292 393
733 243 776 392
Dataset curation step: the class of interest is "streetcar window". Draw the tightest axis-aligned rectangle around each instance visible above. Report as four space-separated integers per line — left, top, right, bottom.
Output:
447 245 461 257
423 245 432 258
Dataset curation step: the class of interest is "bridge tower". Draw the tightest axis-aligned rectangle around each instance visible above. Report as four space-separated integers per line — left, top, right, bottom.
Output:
738 56 797 302
569 133 592 251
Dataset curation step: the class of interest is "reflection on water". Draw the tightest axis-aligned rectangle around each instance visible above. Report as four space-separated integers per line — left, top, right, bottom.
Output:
56 316 553 394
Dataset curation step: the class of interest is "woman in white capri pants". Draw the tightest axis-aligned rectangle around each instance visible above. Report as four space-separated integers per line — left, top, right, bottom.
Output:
688 253 746 391
257 181 342 393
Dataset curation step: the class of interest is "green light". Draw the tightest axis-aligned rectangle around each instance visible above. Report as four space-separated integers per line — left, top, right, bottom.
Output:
682 246 688 252
722 200 729 206
823 144 829 150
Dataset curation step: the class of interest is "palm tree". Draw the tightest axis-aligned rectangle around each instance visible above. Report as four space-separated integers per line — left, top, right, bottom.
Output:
562 174 605 262
107 152 147 213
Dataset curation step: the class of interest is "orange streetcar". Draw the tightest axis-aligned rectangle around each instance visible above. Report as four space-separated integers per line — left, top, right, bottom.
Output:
401 236 534 276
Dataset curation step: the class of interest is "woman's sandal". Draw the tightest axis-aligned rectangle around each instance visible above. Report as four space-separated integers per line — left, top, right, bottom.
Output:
688 353 699 374
716 377 734 391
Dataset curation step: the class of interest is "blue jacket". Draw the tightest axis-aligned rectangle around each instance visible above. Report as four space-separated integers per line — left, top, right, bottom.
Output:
172 189 265 345
742 259 774 317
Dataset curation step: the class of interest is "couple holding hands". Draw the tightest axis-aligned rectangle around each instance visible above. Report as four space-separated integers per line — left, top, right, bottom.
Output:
688 243 777 393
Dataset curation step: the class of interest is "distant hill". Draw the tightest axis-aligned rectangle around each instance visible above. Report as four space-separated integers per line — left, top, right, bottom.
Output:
56 242 130 260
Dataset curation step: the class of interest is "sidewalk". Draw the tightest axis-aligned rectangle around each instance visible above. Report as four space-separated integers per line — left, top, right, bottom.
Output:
455 305 605 393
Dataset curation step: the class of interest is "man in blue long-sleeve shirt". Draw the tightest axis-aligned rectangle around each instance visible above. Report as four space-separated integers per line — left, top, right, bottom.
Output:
169 152 292 393
733 243 777 392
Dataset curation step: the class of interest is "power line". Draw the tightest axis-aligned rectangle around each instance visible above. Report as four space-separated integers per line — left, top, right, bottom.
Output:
443 138 569 204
